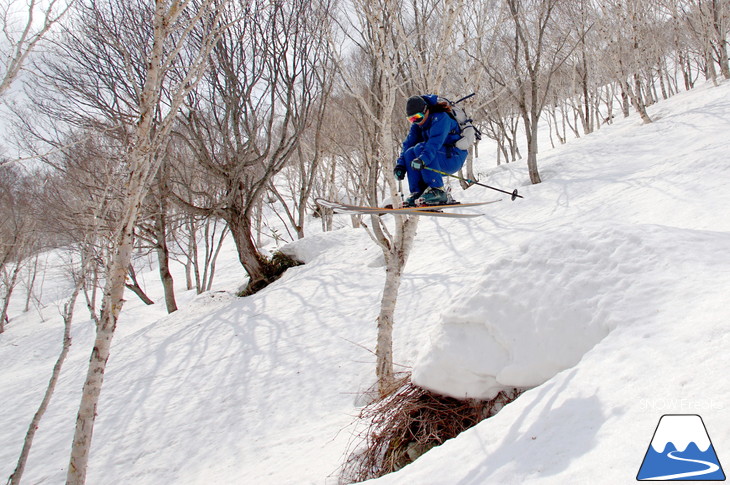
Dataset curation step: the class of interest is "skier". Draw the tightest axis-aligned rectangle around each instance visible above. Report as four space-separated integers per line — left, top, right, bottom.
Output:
393 95 468 206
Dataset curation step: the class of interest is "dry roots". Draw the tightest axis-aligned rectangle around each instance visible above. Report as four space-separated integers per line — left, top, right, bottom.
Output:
340 375 522 483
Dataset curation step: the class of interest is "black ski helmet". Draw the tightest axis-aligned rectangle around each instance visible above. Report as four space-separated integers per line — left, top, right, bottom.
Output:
405 95 427 116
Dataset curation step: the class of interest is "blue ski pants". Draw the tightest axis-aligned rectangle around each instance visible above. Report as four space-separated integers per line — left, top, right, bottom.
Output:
401 143 467 194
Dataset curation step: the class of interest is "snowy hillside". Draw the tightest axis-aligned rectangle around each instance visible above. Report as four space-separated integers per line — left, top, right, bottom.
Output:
3 80 730 484
370 82 730 483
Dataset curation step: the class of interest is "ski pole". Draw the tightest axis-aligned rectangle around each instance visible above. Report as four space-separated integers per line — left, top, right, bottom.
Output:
453 93 476 105
422 166 523 201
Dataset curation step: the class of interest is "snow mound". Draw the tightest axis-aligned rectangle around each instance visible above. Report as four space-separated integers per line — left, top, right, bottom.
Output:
370 223 730 485
279 226 374 264
412 223 682 399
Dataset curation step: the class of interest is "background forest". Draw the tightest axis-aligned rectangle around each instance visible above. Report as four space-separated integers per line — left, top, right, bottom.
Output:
1 0 729 483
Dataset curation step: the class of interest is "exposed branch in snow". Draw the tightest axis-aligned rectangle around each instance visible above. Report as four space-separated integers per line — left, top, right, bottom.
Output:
340 375 523 483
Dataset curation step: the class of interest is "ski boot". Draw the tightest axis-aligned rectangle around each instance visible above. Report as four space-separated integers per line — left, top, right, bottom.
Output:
418 186 453 206
404 191 423 207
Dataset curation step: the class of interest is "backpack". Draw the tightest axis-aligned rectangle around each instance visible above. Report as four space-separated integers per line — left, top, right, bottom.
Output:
437 94 482 151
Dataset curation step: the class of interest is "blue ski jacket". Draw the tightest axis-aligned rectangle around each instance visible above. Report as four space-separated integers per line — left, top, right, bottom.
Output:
397 94 464 168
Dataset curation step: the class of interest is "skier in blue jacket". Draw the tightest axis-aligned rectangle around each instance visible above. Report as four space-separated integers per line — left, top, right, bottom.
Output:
394 95 468 206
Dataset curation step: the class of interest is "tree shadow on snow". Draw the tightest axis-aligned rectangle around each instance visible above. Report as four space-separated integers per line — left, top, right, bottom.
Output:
457 369 606 484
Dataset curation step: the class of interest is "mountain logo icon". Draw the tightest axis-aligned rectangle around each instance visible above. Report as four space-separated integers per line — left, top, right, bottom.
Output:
637 414 725 481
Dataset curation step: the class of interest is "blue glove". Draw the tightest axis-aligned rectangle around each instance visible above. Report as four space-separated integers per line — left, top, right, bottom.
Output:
393 165 406 180
411 158 425 170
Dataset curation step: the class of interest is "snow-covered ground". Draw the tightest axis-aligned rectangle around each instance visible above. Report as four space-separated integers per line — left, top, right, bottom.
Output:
2 80 730 484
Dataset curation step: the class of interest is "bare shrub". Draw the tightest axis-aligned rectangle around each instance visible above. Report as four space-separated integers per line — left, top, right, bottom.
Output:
340 375 523 483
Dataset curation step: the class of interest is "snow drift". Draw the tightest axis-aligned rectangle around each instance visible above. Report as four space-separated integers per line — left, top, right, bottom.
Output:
412 224 730 400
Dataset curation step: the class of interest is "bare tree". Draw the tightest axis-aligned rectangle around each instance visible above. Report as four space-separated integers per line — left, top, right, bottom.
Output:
165 142 230 294
499 0 581 183
334 0 419 396
561 0 605 136
177 216 229 293
132 155 178 312
16 1 233 482
310 94 363 231
268 81 334 241
0 164 41 331
599 0 657 123
398 0 467 93
173 0 335 294
675 0 730 81
7 249 92 485
0 0 74 101
335 0 466 395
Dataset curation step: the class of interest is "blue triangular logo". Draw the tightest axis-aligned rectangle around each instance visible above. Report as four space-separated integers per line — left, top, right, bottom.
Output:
637 414 725 481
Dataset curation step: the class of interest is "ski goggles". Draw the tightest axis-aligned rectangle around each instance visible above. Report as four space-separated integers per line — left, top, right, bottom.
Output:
407 112 425 124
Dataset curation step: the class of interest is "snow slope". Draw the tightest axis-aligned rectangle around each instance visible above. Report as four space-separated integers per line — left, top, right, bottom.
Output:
2 80 730 485
370 82 730 483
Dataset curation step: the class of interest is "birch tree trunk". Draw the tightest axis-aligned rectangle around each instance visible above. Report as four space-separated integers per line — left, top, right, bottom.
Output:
0 263 21 332
340 0 472 395
600 0 654 123
23 254 40 313
65 2 228 483
623 77 652 124
66 149 155 485
712 0 730 79
342 0 472 395
373 217 418 395
9 274 83 485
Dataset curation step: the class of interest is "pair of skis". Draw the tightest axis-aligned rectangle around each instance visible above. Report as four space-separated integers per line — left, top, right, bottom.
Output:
315 198 500 218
